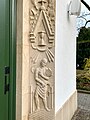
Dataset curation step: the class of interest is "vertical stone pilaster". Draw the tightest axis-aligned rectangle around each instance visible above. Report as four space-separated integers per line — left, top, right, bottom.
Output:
16 0 23 120
16 0 55 120
29 0 55 119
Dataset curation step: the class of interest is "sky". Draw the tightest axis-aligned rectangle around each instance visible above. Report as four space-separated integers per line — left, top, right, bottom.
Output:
81 0 90 12
77 0 90 28
76 0 90 35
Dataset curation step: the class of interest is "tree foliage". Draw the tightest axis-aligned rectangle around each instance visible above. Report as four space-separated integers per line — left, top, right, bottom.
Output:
77 27 90 69
77 27 90 41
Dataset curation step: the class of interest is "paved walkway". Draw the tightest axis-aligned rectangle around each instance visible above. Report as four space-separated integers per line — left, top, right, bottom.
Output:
72 92 90 120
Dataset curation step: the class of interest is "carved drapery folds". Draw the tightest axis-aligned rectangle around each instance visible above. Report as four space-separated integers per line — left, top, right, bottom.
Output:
29 0 55 119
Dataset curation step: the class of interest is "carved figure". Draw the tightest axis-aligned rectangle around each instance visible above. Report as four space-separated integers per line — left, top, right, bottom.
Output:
34 58 52 111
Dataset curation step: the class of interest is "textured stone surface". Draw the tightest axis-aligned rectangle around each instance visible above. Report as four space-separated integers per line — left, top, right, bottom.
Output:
29 109 55 120
72 93 90 120
16 0 55 119
78 93 90 110
72 108 90 120
29 0 55 119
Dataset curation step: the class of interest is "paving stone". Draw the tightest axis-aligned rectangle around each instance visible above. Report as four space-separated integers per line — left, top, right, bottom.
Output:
72 93 90 120
72 108 90 120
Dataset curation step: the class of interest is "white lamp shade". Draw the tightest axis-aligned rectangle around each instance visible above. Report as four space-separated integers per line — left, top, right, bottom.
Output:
69 0 81 16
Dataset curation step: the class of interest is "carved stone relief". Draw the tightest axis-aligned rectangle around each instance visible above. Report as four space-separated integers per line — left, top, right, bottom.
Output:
29 0 55 119
34 58 52 111
29 0 55 62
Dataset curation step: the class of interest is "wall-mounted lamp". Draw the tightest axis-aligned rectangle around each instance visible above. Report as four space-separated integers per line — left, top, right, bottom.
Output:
67 0 81 16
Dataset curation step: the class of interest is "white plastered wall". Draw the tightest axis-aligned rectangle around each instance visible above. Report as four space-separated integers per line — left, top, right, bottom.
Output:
55 0 77 112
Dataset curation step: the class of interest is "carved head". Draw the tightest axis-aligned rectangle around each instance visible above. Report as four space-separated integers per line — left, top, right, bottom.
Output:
40 58 48 67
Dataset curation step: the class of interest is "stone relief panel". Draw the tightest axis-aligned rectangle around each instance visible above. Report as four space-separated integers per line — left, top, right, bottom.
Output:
29 0 55 119
29 0 55 62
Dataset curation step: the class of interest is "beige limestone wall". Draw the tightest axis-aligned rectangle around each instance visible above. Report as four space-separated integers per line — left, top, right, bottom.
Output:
16 0 55 120
16 0 30 119
55 91 77 120
16 0 23 120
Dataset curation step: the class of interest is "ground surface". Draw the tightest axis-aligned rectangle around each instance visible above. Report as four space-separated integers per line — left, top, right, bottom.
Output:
72 93 90 120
